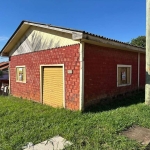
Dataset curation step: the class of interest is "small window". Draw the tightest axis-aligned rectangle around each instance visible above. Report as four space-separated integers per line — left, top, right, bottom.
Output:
16 66 26 83
117 65 131 87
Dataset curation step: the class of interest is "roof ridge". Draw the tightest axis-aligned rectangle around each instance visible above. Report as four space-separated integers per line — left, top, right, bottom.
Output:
0 20 145 55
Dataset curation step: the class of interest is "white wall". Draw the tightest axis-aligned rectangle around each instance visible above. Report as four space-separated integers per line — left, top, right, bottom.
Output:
10 26 79 56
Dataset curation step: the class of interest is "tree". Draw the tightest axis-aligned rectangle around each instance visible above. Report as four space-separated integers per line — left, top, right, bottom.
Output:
129 36 146 48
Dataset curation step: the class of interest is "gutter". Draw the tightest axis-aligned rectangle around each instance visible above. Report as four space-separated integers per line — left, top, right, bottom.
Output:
72 32 145 53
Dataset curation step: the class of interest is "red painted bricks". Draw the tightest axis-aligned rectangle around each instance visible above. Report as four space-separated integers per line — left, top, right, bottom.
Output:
9 42 146 110
84 43 145 107
9 44 80 110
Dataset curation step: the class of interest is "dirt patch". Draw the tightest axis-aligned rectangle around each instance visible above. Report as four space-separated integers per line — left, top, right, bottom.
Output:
122 125 150 146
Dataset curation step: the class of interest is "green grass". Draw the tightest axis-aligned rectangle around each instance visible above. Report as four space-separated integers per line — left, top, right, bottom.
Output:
0 91 149 150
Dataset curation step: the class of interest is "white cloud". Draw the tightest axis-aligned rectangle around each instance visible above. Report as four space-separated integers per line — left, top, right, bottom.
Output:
0 36 8 41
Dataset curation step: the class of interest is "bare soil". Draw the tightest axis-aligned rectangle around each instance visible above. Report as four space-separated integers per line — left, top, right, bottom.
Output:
122 125 150 147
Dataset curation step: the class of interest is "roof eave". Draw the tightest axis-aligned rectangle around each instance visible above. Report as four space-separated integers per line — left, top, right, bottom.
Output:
79 33 145 53
0 21 83 56
1 20 145 56
1 21 31 56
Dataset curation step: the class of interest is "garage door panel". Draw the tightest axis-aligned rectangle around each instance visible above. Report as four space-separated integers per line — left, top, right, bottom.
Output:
43 85 62 87
43 86 63 89
43 66 63 108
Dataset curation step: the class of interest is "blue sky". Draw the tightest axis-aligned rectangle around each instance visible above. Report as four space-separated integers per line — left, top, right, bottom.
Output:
0 0 146 62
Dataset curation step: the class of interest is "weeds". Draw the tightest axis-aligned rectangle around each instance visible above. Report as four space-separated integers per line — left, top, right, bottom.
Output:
0 91 148 150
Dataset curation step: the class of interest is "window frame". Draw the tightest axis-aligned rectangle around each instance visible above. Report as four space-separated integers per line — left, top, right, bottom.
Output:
16 66 26 83
117 64 132 87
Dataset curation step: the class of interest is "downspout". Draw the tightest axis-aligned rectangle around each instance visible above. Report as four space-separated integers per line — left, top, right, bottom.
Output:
8 56 11 95
9 65 10 94
146 0 150 104
79 42 84 111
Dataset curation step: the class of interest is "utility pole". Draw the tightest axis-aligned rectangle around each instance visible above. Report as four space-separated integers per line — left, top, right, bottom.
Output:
146 0 150 104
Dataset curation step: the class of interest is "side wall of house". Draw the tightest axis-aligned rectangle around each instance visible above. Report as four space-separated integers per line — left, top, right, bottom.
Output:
9 44 80 110
84 43 145 107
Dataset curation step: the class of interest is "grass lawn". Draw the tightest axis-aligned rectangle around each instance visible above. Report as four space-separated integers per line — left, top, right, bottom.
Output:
0 91 149 150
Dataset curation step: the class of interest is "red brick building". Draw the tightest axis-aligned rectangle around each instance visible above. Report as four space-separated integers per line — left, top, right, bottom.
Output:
1 21 145 110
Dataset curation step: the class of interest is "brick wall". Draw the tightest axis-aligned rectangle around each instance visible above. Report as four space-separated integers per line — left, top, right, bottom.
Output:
84 43 145 107
9 44 80 110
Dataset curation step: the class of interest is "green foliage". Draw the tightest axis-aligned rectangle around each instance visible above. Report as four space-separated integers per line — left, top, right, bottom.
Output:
0 92 148 150
130 36 146 48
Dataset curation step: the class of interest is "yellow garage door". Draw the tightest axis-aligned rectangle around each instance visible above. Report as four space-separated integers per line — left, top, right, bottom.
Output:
43 66 63 108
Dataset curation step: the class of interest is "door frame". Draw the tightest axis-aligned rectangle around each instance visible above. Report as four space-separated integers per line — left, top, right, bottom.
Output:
40 64 65 108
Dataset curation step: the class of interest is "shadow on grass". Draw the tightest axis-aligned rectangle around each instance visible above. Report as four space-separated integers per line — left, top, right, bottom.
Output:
84 90 145 113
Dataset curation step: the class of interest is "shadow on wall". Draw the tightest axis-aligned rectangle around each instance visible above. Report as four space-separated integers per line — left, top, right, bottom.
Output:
11 29 61 56
84 90 145 113
31 32 60 51
146 72 150 84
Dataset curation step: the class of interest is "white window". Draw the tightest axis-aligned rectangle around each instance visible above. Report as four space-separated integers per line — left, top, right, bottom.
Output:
16 66 26 83
117 65 132 87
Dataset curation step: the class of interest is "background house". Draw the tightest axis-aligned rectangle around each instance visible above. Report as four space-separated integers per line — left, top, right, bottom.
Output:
0 21 145 110
0 61 9 95
0 61 9 86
